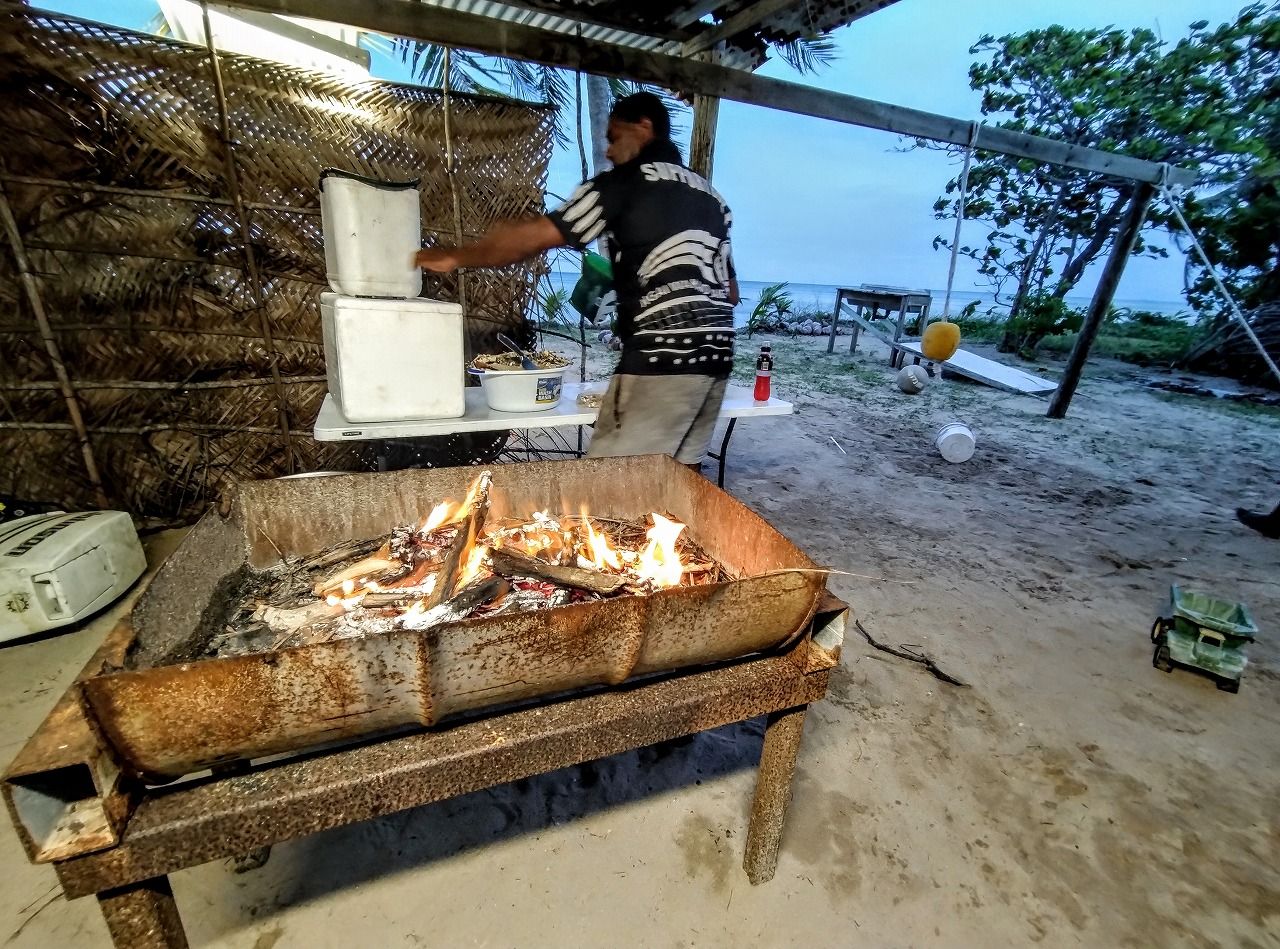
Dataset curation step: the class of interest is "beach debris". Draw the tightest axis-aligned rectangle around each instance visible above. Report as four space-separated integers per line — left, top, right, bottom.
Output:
854 620 969 688
897 364 929 393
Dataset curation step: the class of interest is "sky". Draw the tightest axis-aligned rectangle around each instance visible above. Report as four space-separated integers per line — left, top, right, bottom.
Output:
43 0 1252 304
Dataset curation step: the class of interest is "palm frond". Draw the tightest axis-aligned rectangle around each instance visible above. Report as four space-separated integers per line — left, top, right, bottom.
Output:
773 33 839 75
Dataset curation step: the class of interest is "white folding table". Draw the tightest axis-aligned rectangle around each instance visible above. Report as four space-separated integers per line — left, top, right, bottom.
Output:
312 382 793 487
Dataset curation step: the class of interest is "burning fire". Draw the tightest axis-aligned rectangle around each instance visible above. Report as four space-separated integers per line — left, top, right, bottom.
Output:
635 514 686 588
581 509 622 572
308 472 698 630
457 543 489 591
419 501 453 534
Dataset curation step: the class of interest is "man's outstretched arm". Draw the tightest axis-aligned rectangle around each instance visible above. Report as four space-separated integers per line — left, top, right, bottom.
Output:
415 215 566 272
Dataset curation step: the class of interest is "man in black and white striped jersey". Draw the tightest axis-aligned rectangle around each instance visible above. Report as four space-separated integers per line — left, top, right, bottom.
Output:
415 92 740 468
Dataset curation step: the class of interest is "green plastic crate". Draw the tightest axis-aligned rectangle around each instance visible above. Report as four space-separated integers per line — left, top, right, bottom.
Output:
1169 585 1258 642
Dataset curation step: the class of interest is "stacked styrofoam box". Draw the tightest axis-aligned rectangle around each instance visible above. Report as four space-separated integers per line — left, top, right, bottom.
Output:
319 170 465 422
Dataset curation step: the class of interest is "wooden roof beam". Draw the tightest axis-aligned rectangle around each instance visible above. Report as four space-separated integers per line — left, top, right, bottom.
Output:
682 0 801 56
214 0 1196 187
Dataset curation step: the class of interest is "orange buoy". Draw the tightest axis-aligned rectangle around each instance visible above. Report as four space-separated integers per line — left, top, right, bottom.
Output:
922 319 961 361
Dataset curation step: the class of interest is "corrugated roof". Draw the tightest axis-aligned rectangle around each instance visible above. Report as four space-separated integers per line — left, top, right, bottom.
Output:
410 0 902 69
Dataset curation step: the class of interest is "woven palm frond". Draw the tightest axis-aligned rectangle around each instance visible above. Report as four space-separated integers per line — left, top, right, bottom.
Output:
0 8 554 522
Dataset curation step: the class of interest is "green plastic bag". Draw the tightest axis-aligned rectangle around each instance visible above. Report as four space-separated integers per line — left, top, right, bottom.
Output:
569 252 613 320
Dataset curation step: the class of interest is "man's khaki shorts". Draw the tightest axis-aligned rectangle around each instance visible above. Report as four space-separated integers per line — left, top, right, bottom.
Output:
587 374 728 464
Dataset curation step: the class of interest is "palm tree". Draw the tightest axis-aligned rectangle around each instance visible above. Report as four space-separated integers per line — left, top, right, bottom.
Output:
387 32 839 174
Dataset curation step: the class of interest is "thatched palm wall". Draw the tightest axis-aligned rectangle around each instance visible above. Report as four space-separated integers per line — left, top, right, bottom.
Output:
0 7 554 523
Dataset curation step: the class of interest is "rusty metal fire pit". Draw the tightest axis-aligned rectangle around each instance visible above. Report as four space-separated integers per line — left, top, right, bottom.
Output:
77 457 821 790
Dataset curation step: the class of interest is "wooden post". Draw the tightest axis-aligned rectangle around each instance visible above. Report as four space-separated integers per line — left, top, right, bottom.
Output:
826 290 841 353
688 51 720 180
1046 181 1155 419
688 94 720 179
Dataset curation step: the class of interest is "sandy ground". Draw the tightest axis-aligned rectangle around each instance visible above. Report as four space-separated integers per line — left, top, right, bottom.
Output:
2 333 1278 948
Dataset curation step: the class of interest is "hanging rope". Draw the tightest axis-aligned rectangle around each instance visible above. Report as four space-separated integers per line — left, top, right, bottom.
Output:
1157 164 1280 387
941 122 981 321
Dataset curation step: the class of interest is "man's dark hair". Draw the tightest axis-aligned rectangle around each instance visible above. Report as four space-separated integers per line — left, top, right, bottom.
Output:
610 92 671 140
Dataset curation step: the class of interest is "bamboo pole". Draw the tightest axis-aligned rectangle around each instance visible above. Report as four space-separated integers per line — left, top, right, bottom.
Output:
1046 182 1156 419
200 1 296 470
442 48 471 365
0 171 110 508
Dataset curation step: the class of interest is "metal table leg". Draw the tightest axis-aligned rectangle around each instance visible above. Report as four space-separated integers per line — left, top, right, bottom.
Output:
743 704 809 885
705 417 737 488
97 877 188 949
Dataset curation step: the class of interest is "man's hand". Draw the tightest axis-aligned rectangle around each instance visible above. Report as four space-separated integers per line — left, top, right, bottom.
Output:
414 247 460 273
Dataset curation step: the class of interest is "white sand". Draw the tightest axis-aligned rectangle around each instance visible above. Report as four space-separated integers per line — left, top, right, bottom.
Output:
2 334 1277 947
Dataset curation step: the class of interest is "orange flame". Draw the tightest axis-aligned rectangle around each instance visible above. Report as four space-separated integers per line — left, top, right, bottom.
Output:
581 512 621 572
635 514 686 588
457 544 489 590
419 501 454 534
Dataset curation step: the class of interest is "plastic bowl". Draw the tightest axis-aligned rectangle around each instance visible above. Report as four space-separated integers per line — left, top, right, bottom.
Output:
469 366 567 412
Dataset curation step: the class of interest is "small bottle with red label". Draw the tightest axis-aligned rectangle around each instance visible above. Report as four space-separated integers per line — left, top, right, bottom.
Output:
753 345 773 402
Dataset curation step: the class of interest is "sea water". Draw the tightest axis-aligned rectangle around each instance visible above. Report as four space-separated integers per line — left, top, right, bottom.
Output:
542 274 1190 327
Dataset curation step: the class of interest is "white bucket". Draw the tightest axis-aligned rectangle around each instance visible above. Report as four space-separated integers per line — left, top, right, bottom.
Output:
935 421 975 463
470 367 567 413
320 169 422 298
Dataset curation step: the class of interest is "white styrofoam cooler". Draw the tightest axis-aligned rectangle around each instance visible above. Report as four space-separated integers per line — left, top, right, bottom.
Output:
0 511 146 642
321 292 466 423
320 169 423 298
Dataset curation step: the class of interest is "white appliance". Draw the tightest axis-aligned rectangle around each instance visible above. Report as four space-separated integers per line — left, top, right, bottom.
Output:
320 169 423 298
0 511 146 642
321 292 466 422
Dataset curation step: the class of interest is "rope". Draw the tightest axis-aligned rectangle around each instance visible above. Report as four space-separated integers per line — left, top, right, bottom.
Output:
941 122 981 322
1157 164 1280 387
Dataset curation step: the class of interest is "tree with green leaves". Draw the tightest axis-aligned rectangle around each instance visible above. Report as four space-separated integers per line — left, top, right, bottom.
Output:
927 3 1279 355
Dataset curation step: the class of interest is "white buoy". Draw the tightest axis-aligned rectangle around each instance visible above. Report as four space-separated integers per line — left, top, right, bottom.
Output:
897 364 929 394
935 421 976 463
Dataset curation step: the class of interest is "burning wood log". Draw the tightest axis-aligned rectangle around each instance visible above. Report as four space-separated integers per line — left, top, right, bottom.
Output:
252 599 344 635
295 536 385 574
426 470 492 608
400 576 510 630
311 552 400 597
487 548 627 596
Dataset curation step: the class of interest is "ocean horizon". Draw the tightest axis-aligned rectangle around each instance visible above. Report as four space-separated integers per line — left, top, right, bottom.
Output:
545 273 1192 325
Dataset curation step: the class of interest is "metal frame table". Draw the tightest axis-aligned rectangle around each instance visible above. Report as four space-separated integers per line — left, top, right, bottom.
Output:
312 382 793 488
34 601 844 949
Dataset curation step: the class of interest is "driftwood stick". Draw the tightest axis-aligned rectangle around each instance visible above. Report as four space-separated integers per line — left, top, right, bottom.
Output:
488 548 626 595
312 555 399 597
855 620 970 688
297 536 384 574
254 600 344 635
